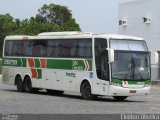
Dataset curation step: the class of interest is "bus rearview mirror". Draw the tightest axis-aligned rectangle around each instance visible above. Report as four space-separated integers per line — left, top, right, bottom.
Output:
107 48 114 63
150 51 159 65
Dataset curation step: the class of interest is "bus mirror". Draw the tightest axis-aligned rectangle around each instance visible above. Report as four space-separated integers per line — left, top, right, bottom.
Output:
107 48 114 63
151 51 159 65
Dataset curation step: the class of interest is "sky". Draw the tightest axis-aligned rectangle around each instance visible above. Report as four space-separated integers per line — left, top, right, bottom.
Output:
0 0 132 34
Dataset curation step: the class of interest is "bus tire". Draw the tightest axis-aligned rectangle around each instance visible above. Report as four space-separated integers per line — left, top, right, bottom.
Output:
24 76 32 93
80 81 97 100
16 76 24 92
113 96 128 101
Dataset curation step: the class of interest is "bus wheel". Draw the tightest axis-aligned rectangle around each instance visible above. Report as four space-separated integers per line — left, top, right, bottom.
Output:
16 76 24 92
113 96 128 101
80 82 97 100
24 77 32 93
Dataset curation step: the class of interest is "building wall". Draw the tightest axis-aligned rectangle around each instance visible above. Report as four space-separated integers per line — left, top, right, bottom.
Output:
118 0 160 80
118 0 160 51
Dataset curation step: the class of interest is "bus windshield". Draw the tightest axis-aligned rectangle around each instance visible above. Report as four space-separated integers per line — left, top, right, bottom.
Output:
110 39 148 51
111 51 150 80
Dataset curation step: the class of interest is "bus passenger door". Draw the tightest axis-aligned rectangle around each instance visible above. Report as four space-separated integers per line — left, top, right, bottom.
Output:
93 38 110 95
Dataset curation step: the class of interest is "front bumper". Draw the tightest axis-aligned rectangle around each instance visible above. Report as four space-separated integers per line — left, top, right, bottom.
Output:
109 85 150 96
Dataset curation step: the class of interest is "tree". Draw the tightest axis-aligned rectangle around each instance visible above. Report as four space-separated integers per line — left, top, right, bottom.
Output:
38 4 72 26
60 18 81 31
0 14 17 55
0 4 81 56
0 14 17 38
13 4 81 35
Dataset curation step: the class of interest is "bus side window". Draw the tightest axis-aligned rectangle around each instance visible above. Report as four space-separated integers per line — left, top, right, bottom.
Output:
77 40 85 58
62 40 77 57
32 40 47 57
70 40 77 57
62 41 70 57
23 41 33 56
9 41 23 56
77 39 92 58
47 40 62 57
85 40 92 58
4 41 13 56
47 40 56 57
55 40 62 57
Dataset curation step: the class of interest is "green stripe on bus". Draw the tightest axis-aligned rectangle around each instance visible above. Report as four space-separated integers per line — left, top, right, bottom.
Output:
21 58 27 67
3 58 92 71
112 78 151 85
34 59 40 68
47 59 92 71
37 69 42 79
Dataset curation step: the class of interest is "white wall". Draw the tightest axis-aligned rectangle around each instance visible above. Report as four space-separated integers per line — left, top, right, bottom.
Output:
118 0 160 51
118 0 160 80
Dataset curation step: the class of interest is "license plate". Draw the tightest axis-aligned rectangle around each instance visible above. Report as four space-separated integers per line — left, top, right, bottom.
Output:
130 90 136 93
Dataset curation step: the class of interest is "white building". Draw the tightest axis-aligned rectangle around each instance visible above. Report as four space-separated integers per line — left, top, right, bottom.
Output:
118 0 160 80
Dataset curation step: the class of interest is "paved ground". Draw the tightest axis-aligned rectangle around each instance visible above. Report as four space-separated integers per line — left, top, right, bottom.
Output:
0 76 160 114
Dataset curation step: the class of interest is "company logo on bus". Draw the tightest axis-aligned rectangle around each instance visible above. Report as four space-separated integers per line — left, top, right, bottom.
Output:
4 59 17 66
66 72 76 78
72 60 90 71
137 82 145 85
72 60 83 70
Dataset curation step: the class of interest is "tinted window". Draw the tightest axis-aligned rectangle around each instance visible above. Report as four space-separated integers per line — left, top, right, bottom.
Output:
85 40 92 57
95 38 107 60
4 41 13 56
47 40 62 57
5 40 23 56
77 39 92 58
32 40 47 57
62 40 77 57
4 39 92 58
23 41 33 56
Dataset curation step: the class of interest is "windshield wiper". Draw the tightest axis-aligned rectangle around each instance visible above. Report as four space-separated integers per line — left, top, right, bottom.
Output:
131 53 144 81
131 56 135 80
136 70 144 81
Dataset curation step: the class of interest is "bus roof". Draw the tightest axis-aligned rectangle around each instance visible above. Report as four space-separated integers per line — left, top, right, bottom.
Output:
94 34 143 40
5 31 143 41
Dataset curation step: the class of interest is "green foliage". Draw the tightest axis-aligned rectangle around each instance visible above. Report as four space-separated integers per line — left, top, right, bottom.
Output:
0 14 17 55
60 18 81 31
0 14 17 38
0 4 81 56
38 4 72 25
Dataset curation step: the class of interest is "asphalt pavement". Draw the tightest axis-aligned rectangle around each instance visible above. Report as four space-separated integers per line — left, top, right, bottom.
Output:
0 75 160 114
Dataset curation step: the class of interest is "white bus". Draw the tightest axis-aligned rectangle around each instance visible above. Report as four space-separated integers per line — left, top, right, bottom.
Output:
2 32 151 101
